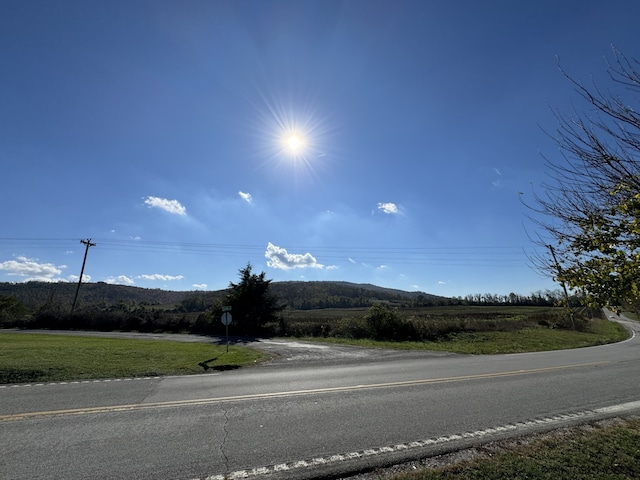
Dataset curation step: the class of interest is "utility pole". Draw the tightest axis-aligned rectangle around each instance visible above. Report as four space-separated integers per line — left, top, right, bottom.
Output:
71 238 96 314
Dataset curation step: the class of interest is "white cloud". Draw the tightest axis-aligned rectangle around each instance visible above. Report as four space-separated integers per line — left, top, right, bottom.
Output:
144 196 186 215
192 283 207 290
138 274 185 281
69 274 91 282
0 256 67 282
347 257 356 264
265 242 327 270
377 202 399 214
494 168 502 175
238 191 252 204
105 275 135 285
377 264 388 270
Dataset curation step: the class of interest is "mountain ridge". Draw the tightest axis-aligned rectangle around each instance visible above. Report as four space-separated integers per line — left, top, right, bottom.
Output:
0 280 448 311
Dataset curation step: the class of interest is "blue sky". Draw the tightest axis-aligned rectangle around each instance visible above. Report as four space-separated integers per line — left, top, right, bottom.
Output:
2 0 639 297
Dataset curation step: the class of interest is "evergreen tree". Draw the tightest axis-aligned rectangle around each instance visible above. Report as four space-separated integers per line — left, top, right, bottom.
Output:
226 263 283 335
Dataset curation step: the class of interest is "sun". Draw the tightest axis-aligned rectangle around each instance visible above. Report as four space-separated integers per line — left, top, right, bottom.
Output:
285 133 305 154
247 88 336 185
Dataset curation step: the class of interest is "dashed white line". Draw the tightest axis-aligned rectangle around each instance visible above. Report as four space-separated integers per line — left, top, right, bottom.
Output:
0 376 160 389
201 400 640 480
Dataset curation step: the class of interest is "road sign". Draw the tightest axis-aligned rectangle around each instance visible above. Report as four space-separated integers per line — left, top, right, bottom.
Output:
221 312 232 325
222 306 232 312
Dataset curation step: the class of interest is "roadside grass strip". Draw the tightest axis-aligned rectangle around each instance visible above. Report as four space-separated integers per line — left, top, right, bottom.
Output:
199 400 640 480
0 333 269 384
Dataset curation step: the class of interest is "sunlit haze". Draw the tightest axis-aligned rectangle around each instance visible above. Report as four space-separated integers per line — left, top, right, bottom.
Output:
1 0 638 297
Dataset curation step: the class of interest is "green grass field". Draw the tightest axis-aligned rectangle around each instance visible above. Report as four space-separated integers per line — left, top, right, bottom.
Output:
303 316 628 354
0 333 269 384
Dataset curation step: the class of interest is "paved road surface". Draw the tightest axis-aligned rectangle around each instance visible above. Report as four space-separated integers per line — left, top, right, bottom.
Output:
1 314 639 479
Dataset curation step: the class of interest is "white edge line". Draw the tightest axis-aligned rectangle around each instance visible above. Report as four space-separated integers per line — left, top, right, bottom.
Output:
203 400 640 480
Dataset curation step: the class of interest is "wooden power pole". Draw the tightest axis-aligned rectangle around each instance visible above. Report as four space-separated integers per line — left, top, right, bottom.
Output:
71 238 96 314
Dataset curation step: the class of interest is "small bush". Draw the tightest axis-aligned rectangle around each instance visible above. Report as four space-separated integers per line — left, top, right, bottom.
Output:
331 316 369 339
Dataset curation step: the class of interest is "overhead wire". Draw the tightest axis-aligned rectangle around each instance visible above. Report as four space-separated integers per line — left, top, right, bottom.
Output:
0 237 541 268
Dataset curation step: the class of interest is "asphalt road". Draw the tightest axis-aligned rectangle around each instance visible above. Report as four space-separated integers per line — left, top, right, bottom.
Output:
1 314 640 480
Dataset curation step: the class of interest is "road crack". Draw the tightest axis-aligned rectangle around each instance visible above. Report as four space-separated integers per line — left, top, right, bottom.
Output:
220 405 230 476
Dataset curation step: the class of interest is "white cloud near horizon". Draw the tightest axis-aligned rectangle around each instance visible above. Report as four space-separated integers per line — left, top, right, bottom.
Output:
238 191 252 204
265 242 329 270
138 274 185 281
192 283 207 289
144 196 187 215
377 202 399 214
0 256 67 282
69 274 91 282
105 275 135 285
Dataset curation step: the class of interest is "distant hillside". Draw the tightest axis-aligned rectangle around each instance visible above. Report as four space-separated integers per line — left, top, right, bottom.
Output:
0 281 200 310
0 280 448 311
270 281 447 309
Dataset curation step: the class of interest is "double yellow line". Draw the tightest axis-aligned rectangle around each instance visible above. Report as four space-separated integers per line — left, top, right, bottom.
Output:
1 362 607 422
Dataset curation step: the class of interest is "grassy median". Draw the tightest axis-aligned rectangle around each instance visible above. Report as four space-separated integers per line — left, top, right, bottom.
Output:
0 332 269 384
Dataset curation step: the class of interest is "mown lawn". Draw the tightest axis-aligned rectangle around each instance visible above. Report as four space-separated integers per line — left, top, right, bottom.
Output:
0 333 269 384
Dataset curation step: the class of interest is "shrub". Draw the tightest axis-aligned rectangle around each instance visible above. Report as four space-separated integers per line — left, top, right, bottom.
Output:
331 316 369 339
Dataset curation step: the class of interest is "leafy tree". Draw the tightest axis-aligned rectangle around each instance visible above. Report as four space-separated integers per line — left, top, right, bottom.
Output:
528 47 640 311
0 295 29 326
225 263 283 335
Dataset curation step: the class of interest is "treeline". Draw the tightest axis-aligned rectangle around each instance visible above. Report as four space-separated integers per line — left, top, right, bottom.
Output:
0 280 444 312
0 282 198 311
0 281 565 320
450 290 566 307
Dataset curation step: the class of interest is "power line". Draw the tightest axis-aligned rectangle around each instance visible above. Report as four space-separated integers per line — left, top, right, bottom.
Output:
0 237 543 269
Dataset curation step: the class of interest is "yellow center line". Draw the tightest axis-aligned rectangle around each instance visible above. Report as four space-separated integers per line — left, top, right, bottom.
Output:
0 362 608 422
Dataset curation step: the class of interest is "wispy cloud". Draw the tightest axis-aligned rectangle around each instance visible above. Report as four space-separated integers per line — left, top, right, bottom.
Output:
192 283 207 289
105 275 135 285
138 274 185 281
265 242 329 270
0 256 67 282
144 196 186 216
377 202 399 214
238 191 253 204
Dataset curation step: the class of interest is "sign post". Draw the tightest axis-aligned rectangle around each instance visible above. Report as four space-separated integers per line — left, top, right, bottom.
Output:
221 307 232 352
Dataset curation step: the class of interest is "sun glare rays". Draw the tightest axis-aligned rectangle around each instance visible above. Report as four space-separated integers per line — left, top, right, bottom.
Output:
246 87 337 186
